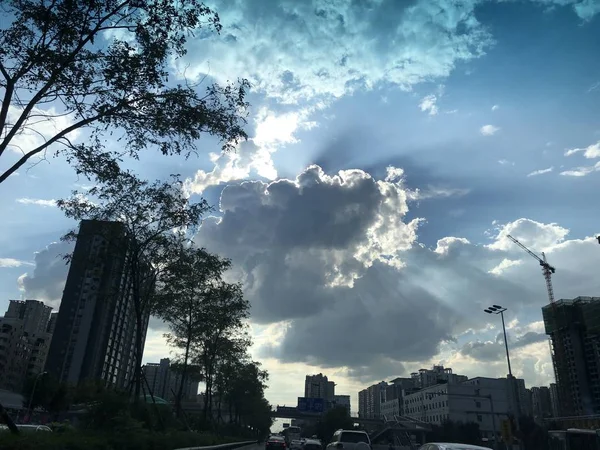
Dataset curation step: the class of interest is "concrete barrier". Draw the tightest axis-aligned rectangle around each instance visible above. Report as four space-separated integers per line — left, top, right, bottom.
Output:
175 440 258 450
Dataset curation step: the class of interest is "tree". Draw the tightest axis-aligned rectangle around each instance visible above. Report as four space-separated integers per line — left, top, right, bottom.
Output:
0 0 249 185
316 406 354 443
189 281 250 420
58 170 208 398
152 245 231 417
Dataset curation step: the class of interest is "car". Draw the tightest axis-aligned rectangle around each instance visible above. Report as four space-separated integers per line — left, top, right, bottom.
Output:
417 443 492 450
303 438 323 450
0 424 52 433
326 430 371 450
290 439 304 450
266 435 288 450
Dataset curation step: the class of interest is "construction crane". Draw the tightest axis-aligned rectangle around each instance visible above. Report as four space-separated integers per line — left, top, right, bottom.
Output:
506 234 569 419
507 234 556 303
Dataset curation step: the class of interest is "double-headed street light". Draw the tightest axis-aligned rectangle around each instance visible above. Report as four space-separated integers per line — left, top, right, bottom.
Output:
484 305 512 376
484 305 522 449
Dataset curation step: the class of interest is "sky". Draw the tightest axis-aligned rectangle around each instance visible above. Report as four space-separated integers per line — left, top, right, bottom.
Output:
2 0 600 413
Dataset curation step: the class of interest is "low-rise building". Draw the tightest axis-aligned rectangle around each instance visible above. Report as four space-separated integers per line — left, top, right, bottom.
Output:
381 397 401 419
403 377 515 440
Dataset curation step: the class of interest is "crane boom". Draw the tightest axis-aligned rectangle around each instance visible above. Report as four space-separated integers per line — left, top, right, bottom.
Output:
507 234 556 303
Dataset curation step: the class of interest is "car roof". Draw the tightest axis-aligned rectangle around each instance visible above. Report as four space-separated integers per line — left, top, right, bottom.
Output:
428 443 492 450
303 439 322 445
270 435 285 440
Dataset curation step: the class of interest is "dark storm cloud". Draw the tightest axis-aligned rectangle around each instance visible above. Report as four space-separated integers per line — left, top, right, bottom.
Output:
17 241 73 308
194 163 599 380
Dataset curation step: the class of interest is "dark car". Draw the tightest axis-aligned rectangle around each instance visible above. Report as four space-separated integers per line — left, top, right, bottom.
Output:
267 435 287 450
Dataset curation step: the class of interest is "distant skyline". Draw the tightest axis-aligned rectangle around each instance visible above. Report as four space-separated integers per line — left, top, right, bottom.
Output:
2 0 600 407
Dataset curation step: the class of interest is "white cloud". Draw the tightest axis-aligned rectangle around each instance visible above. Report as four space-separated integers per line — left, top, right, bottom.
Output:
492 104 499 111
587 81 600 93
6 106 79 155
419 94 439 116
185 107 317 195
487 217 569 252
18 241 73 308
498 159 514 166
0 258 33 268
560 161 600 177
527 167 553 177
177 1 495 105
564 140 600 158
408 185 470 201
480 124 500 136
15 198 57 207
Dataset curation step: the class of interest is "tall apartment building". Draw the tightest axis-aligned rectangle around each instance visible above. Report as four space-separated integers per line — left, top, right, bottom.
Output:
543 296 600 416
358 381 388 419
45 220 151 390
0 300 54 392
143 358 199 401
411 365 468 389
531 386 553 424
403 377 514 440
305 373 335 403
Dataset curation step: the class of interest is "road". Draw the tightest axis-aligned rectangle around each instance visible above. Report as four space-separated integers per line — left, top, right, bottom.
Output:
238 443 264 450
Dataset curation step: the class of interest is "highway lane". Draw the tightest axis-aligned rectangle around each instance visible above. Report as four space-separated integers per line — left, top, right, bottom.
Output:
238 443 264 450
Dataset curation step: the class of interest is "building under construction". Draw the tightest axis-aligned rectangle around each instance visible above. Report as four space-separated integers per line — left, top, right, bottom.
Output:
543 296 600 417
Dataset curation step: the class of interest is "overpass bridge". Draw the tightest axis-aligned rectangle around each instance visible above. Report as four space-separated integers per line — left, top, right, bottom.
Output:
270 408 383 426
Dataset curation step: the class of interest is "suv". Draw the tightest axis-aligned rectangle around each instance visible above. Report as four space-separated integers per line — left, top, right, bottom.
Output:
326 430 371 450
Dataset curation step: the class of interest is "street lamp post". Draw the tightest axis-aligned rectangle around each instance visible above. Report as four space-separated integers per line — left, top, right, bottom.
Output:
484 305 522 449
26 371 47 423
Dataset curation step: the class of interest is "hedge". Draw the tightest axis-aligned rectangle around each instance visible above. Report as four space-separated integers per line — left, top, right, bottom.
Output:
0 430 241 450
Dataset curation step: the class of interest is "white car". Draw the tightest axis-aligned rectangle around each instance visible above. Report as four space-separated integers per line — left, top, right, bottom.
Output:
417 443 492 450
290 439 305 450
303 438 323 450
326 430 371 450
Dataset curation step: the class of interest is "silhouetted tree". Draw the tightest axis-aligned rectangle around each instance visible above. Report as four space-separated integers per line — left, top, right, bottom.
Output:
317 406 354 442
58 170 208 399
0 0 249 185
152 245 230 417
188 281 250 420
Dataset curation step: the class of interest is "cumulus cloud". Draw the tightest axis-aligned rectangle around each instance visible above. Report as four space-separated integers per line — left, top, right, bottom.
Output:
419 95 439 116
15 198 57 207
17 241 73 308
480 124 500 136
527 167 553 177
191 162 599 383
564 140 600 158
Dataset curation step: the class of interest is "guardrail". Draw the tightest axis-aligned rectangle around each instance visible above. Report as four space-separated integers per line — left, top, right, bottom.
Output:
175 440 258 450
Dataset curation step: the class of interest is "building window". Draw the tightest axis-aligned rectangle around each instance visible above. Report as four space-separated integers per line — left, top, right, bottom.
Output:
477 415 483 422
476 401 481 408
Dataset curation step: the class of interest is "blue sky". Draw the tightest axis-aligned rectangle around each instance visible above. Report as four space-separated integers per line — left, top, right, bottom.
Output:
2 0 600 407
